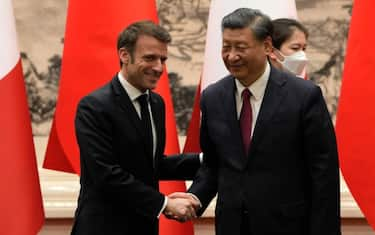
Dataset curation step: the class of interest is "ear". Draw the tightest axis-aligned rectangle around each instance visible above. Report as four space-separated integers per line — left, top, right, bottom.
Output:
118 48 130 65
263 36 273 55
268 47 278 60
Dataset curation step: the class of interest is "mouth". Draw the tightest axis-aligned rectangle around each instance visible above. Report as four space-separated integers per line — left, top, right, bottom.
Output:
228 64 243 71
144 73 162 81
227 62 243 67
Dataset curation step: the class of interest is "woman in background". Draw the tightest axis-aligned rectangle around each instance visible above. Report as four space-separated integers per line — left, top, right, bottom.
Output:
269 18 309 78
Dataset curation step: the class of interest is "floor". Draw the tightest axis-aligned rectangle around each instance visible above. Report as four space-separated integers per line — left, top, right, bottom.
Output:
39 218 375 234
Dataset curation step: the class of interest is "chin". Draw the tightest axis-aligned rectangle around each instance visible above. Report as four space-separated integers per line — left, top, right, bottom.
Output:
147 83 158 90
231 71 244 78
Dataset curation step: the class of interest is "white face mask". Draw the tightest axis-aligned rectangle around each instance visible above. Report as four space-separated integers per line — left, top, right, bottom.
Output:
276 50 308 77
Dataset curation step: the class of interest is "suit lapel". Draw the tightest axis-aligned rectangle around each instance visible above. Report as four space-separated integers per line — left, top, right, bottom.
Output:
220 76 248 167
150 92 163 158
249 67 287 156
111 76 145 144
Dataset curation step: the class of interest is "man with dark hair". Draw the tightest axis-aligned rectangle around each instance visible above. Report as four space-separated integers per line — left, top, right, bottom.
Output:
188 8 341 235
71 20 201 235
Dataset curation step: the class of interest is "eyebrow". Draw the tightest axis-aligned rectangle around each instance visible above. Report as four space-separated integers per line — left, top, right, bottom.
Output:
143 54 168 61
289 43 306 47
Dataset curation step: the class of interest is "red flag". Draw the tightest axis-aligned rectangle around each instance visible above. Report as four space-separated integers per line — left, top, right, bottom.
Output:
336 0 375 229
0 0 44 234
183 81 201 152
42 0 193 234
43 0 160 173
154 67 194 235
184 0 298 153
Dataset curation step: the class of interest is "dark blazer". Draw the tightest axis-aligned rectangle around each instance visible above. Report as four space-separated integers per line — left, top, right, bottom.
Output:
189 67 341 235
71 75 201 235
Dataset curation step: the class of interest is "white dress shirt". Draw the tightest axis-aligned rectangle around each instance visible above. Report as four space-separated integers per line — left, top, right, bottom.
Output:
234 61 270 137
118 72 166 217
118 72 157 157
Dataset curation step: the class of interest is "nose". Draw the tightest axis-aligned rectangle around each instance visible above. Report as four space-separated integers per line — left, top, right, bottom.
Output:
226 50 240 62
153 59 163 73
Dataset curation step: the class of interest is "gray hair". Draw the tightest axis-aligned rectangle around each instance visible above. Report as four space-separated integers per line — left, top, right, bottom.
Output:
221 8 273 41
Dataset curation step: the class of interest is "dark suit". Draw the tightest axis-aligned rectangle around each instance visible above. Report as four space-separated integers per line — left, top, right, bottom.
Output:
71 75 200 235
189 67 341 235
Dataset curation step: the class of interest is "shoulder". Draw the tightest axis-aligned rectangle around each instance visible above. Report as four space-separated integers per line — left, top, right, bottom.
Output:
78 81 113 112
271 68 320 96
149 90 165 109
281 72 324 110
149 90 163 102
289 76 321 101
202 75 233 98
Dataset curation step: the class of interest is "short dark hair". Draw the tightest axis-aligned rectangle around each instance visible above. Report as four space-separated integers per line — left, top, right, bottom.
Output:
271 18 309 50
221 8 273 41
117 20 171 65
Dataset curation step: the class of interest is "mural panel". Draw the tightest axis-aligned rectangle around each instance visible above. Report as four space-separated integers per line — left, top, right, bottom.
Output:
14 0 351 136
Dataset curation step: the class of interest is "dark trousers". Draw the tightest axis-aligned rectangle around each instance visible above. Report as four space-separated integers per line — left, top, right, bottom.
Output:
240 208 250 235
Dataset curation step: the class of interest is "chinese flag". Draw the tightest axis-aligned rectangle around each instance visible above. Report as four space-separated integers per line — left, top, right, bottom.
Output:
336 0 375 229
0 0 44 234
42 0 193 234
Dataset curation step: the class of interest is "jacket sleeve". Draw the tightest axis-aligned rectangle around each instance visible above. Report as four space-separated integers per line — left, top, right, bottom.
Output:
302 86 341 235
76 95 165 219
187 90 219 216
158 153 201 180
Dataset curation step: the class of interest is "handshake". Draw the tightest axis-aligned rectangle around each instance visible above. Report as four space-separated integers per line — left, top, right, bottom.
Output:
163 192 201 222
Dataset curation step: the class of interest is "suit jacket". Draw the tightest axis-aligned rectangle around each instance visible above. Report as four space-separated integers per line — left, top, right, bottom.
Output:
71 75 201 235
189 67 341 235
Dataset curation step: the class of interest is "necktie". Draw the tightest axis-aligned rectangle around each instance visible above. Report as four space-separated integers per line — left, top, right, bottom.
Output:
137 94 153 155
240 89 252 156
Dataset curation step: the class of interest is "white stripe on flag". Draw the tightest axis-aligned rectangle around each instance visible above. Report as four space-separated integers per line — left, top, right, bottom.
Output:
0 0 20 79
201 0 297 91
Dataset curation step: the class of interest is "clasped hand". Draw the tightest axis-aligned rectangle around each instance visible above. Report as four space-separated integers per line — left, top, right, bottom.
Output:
163 192 201 222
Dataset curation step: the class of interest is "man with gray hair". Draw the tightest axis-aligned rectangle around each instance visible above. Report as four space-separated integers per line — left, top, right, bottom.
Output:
187 8 341 235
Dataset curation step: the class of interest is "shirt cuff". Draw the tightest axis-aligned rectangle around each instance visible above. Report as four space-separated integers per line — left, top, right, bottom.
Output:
157 196 168 218
199 152 204 164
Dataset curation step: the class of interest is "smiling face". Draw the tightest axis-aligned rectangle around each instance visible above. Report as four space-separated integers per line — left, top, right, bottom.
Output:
222 27 272 86
119 35 168 92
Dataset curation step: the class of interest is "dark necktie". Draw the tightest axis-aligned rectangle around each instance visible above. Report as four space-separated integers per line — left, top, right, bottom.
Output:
137 94 153 155
240 89 252 156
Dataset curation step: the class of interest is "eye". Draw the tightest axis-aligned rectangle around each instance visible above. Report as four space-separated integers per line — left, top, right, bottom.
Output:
143 55 155 62
235 46 248 52
222 45 231 51
160 56 168 64
290 44 304 52
291 47 301 52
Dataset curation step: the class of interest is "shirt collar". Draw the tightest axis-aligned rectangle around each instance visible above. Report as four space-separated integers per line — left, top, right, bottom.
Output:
235 61 270 101
118 72 149 101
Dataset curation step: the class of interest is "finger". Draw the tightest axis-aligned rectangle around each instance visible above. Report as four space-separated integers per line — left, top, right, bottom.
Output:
185 205 197 219
164 213 174 219
174 215 184 222
189 206 197 219
185 201 198 217
171 214 186 223
189 194 202 210
168 192 190 199
189 198 201 210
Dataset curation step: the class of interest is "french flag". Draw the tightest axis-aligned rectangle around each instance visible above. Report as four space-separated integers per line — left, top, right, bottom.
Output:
0 0 44 234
